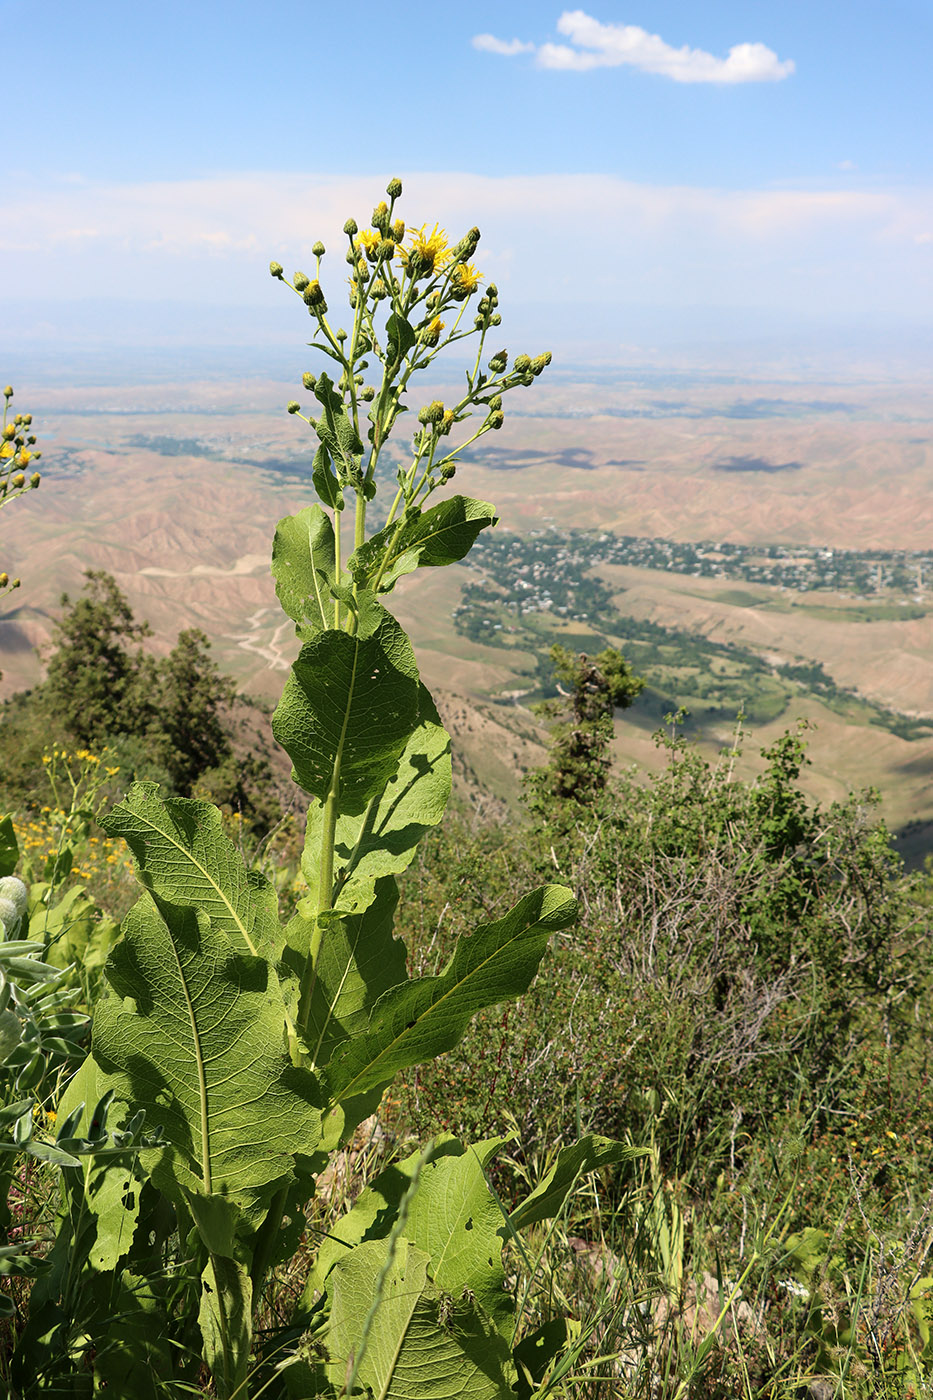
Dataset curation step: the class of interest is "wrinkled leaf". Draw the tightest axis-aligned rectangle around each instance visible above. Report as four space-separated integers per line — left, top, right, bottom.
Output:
92 895 322 1229
101 783 281 959
272 600 421 818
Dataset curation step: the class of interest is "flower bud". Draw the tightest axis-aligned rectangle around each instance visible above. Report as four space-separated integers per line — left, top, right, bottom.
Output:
12 473 24 488
2 424 14 441
30 472 40 487
372 200 390 233
312 240 325 257
418 400 445 426
287 401 301 414
371 278 387 300
344 218 359 237
269 261 284 278
293 271 310 292
488 349 508 372
2 386 11 399
487 283 498 300
490 313 502 326
386 176 403 199
440 462 456 481
0 573 7 587
361 385 375 401
489 394 502 410
336 328 347 342
345 247 357 264
513 355 532 373
531 352 552 375
391 218 405 243
302 280 327 312
302 372 316 391
377 238 395 261
488 410 505 430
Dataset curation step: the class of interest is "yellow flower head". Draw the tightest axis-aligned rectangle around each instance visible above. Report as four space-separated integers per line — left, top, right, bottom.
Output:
402 224 452 278
354 228 381 262
451 261 482 297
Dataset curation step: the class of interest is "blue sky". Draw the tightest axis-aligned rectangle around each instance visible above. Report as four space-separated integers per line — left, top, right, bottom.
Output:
4 0 933 369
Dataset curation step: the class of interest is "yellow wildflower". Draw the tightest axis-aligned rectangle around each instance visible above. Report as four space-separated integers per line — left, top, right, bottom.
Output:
451 261 482 296
401 224 452 277
354 228 381 262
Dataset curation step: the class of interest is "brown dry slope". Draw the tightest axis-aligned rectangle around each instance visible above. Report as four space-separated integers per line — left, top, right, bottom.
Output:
2 371 932 828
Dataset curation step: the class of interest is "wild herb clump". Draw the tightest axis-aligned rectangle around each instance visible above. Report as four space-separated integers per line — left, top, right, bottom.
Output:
0 182 639 1399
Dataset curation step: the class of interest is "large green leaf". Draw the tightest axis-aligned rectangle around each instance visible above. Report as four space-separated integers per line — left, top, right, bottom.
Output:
305 1137 514 1335
509 1135 643 1232
301 684 451 914
296 877 407 1068
272 600 421 816
326 1237 513 1399
272 504 337 638
101 783 280 959
348 496 498 593
324 884 577 1104
199 1255 252 1400
92 896 322 1229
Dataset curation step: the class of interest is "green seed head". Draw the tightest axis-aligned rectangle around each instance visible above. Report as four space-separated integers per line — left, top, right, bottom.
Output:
287 401 301 414
343 218 358 237
302 372 316 391
312 241 325 257
269 261 284 278
361 386 375 401
293 271 310 292
418 400 445 426
386 176 403 199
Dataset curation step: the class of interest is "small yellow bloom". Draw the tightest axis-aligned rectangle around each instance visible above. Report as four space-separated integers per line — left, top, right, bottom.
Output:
354 228 381 262
451 261 482 296
402 224 452 277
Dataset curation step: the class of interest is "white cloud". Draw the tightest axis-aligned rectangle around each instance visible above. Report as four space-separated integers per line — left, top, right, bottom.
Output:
472 34 536 57
474 9 794 84
2 171 932 347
